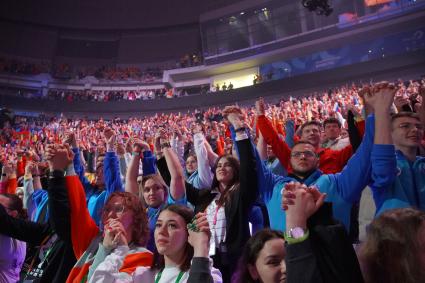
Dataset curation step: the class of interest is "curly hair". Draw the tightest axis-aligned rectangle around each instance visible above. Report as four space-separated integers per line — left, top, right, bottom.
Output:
233 229 285 283
101 192 149 246
360 208 425 283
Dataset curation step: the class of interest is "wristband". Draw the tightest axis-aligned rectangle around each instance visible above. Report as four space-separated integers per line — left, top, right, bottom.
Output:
234 127 246 133
285 229 309 245
49 170 65 178
1 173 6 177
160 142 171 149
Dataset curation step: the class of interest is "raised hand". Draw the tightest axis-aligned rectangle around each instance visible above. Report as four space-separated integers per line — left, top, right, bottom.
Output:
188 212 211 257
364 82 397 113
25 162 34 176
132 139 150 154
255 97 266 116
63 132 77 147
103 129 116 151
282 182 326 230
394 95 411 112
223 105 245 129
116 142 126 156
46 144 74 172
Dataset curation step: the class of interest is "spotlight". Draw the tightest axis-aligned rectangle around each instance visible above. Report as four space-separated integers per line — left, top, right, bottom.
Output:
301 0 333 16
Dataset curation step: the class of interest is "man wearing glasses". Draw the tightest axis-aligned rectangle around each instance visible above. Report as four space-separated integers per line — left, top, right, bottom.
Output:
256 83 397 237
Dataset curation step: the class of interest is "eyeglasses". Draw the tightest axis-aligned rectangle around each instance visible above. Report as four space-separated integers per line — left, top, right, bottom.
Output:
143 185 164 193
290 151 317 158
104 204 125 215
397 123 424 131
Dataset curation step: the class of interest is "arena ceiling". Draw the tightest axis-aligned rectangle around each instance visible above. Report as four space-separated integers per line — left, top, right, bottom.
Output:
0 0 243 30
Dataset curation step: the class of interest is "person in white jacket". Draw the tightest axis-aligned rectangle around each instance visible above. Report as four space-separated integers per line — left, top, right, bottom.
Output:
89 204 222 283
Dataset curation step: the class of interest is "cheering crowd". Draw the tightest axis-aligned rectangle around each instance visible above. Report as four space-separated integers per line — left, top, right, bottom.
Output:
0 78 424 283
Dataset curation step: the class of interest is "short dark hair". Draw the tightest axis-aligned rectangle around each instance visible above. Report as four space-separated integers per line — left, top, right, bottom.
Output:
391 112 420 124
233 229 285 283
300 120 322 135
323 117 341 128
292 140 317 150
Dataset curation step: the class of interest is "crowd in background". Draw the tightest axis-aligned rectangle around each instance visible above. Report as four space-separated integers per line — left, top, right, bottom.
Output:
0 52 203 84
0 77 424 283
45 88 168 102
176 52 203 68
0 57 50 76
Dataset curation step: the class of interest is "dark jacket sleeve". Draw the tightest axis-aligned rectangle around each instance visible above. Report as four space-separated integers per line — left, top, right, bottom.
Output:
157 156 203 208
156 156 172 185
0 204 51 245
235 137 259 211
306 203 364 283
224 137 258 256
187 257 215 283
347 110 361 153
47 175 71 242
286 238 323 283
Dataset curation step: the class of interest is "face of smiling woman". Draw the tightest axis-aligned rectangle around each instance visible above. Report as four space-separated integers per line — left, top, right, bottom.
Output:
249 238 286 283
215 156 235 187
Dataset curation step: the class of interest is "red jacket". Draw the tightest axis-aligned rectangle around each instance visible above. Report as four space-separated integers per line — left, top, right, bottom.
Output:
257 115 353 174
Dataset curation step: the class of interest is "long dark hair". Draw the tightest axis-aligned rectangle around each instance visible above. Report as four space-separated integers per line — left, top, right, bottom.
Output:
233 229 285 283
101 192 149 246
152 204 195 272
210 154 240 206
360 208 425 283
2 193 27 219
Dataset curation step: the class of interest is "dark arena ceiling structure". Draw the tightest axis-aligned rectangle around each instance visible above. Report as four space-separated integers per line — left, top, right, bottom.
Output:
0 0 244 30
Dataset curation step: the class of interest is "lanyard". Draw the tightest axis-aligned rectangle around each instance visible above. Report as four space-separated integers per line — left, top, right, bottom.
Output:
155 270 184 283
213 205 221 226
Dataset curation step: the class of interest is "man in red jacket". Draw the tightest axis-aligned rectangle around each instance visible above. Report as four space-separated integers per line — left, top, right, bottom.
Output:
255 97 357 174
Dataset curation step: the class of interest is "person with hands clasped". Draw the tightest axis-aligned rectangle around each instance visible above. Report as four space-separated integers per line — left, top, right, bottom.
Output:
44 142 152 283
282 182 364 283
89 204 223 283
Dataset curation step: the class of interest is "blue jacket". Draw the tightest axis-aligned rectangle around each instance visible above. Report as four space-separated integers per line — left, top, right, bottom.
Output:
73 148 123 226
258 115 376 232
32 189 49 223
264 159 287 176
371 146 425 216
